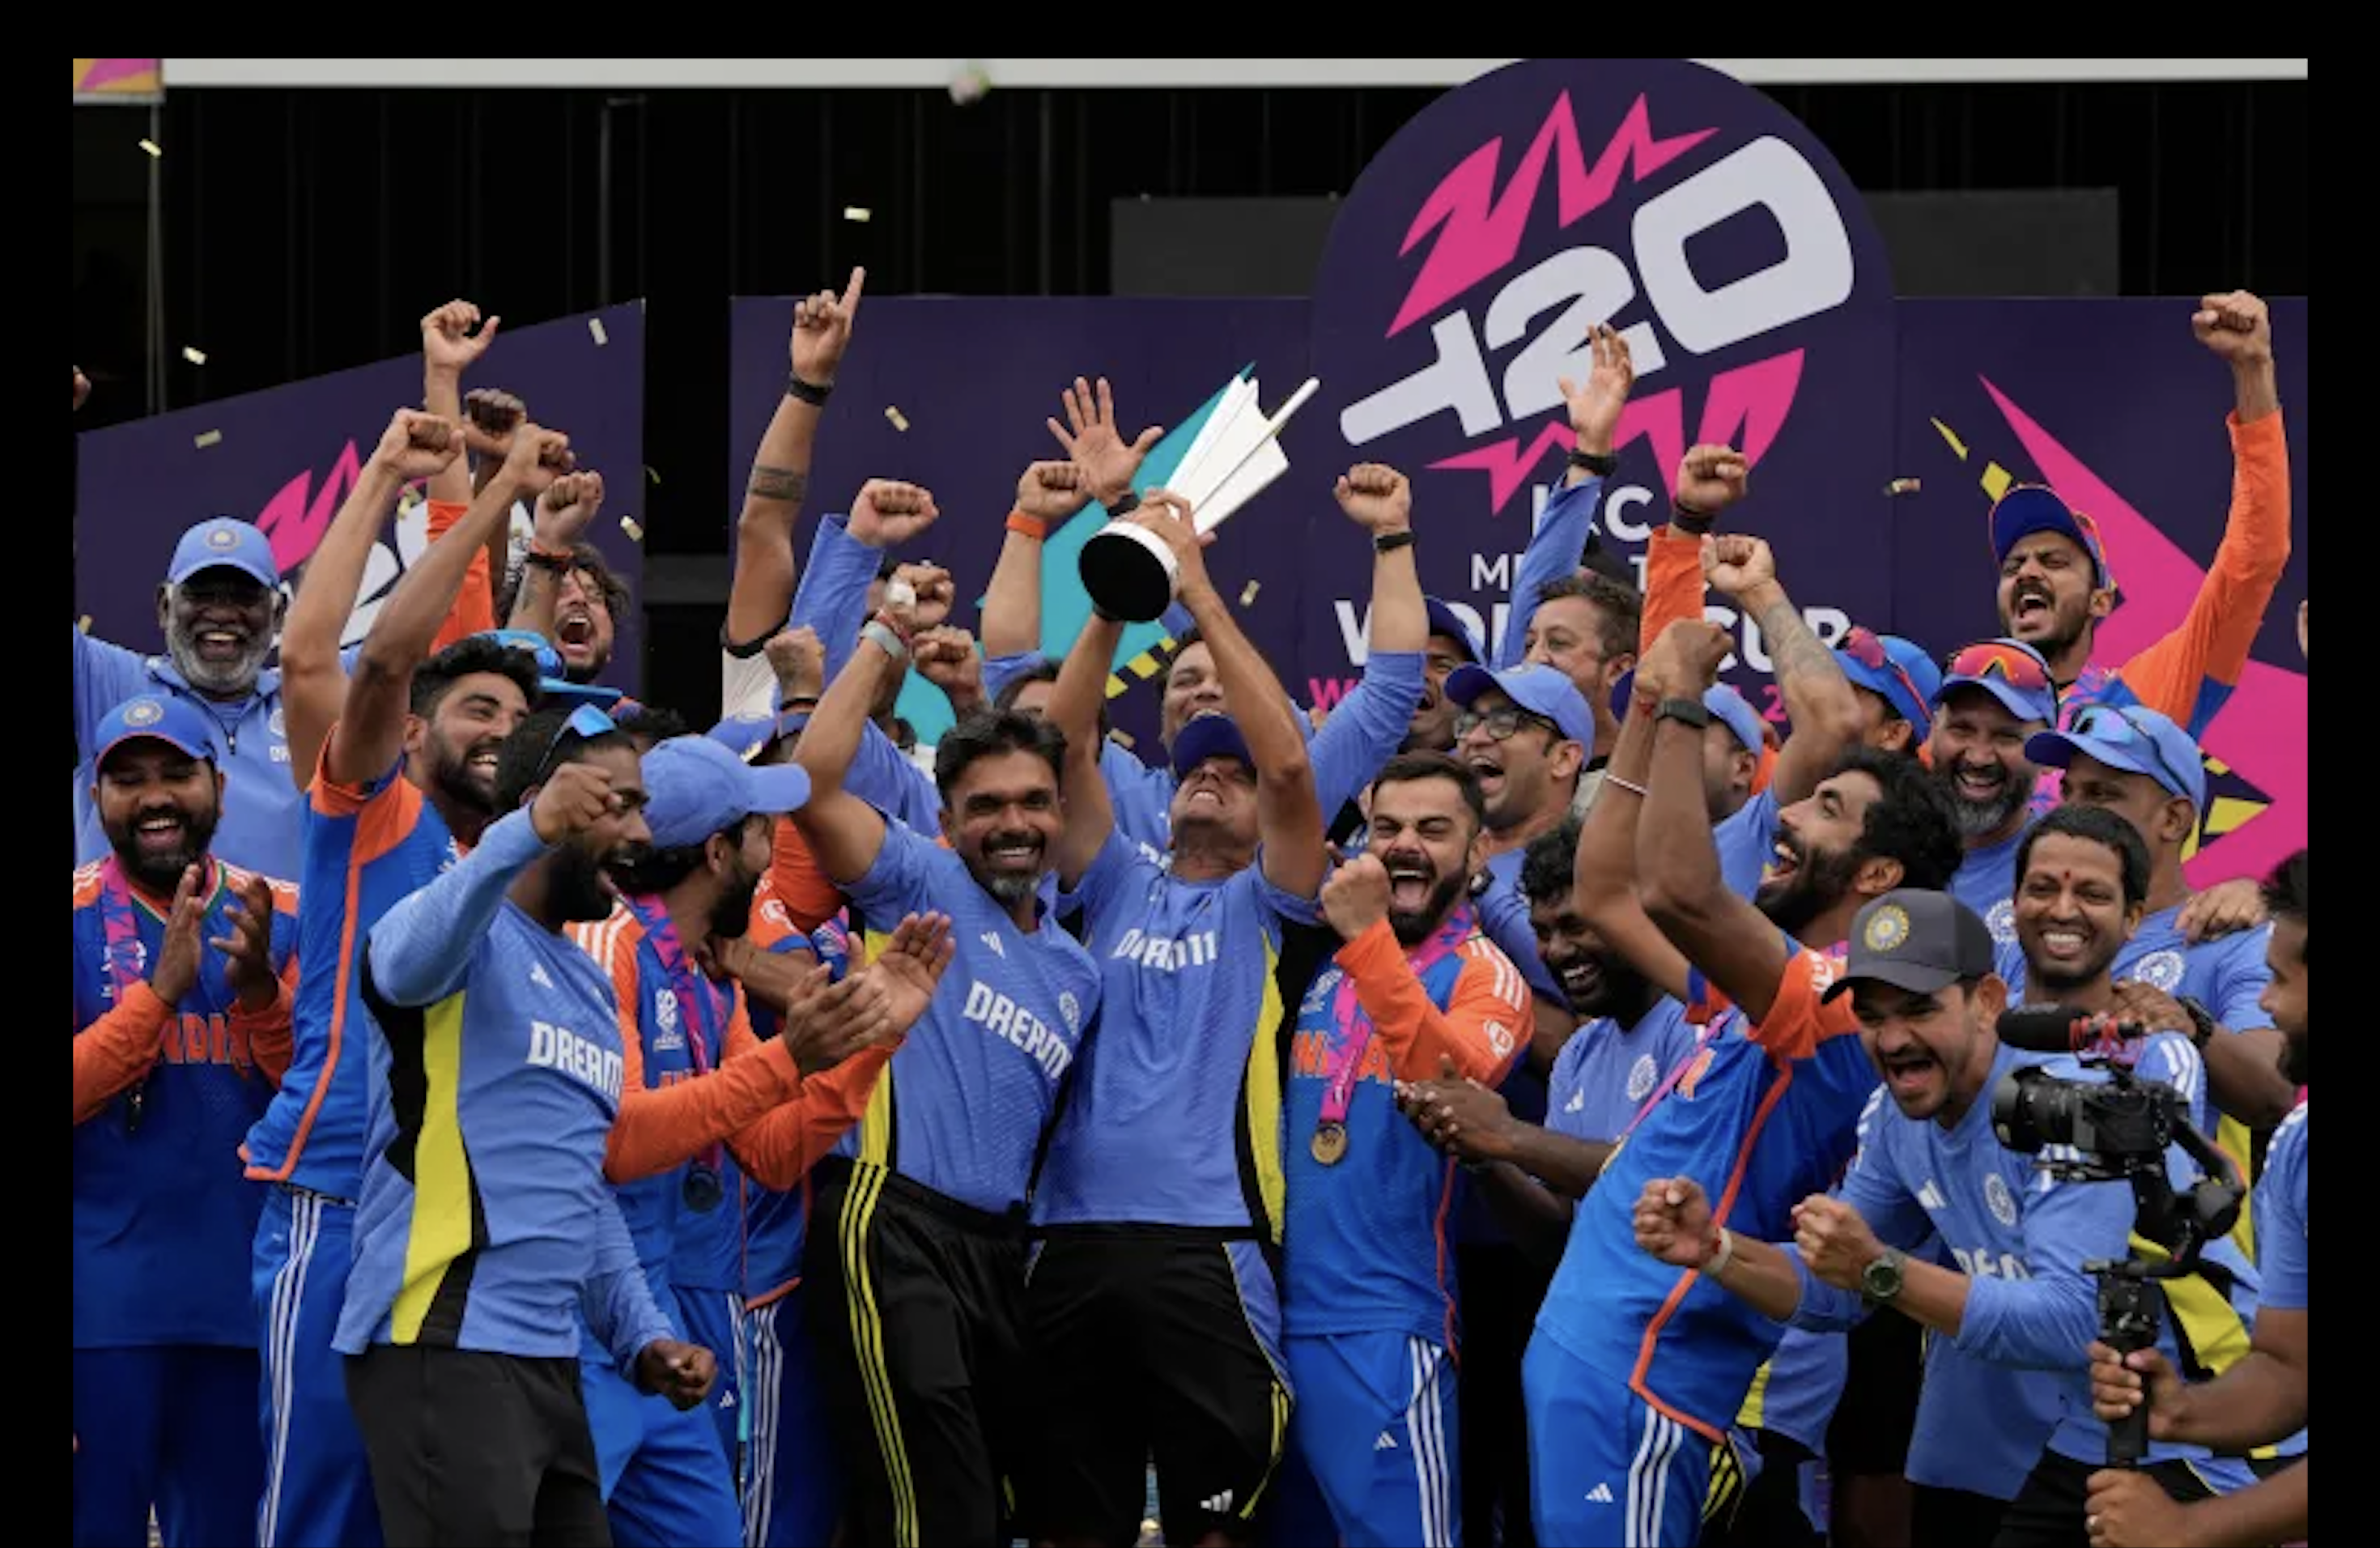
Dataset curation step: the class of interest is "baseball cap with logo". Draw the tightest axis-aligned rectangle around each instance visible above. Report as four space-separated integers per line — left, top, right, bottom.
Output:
2023 703 2207 813
93 694 220 772
1989 484 2119 598
1446 662 1594 749
168 519 280 590
1604 670 1766 755
1171 712 1255 780
640 734 813 849
1836 627 1943 729
1821 890 1996 1004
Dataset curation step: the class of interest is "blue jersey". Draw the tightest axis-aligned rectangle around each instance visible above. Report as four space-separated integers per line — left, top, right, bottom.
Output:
73 859 300 1347
1737 1327 1847 1455
1497 474 1604 670
1952 822 2034 952
1996 908 2273 1037
1282 907 1531 1346
1791 1036 2298 1490
738 914 837 1308
244 741 460 1200
73 629 307 880
1035 831 1329 1234
1543 999 1700 1149
334 810 673 1370
834 822 1100 1215
1713 789 1781 905
1535 945 1877 1440
2257 1103 2306 1311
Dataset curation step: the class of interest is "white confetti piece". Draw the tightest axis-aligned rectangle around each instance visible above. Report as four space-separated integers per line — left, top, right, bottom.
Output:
1886 478 1922 496
1239 580 1260 607
618 516 644 542
844 206 873 223
644 465 661 485
78 615 93 634
193 430 223 449
1108 729 1136 751
588 317 609 347
181 346 207 366
138 138 162 159
885 406 911 432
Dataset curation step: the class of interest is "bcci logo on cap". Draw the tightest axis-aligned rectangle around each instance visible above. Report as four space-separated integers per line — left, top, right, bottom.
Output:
1313 58 1894 525
123 699 165 728
1863 903 1912 955
206 525 242 551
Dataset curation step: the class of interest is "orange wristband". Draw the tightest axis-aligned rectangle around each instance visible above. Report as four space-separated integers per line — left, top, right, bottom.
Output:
1005 510 1048 542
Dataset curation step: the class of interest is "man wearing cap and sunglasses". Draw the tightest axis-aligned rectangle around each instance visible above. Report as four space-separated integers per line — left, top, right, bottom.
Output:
1927 637 2060 949
1834 627 1944 757
74 692 301 1548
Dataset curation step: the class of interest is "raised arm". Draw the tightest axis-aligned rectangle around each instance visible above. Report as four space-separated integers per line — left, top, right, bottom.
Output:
283 410 465 788
1321 858 1532 1085
725 270 863 653
1570 653 1695 1005
1048 611 1124 891
418 300 504 643
1501 325 1633 667
1310 465 1430 815
505 473 606 642
984 461 1095 657
364 804 549 1008
1702 534 1860 807
791 517 930 884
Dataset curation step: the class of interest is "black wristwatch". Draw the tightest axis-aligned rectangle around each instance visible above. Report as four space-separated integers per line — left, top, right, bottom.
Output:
1567 447 1617 477
1860 1248 1906 1303
1655 696 1712 731
2177 995 2220 1052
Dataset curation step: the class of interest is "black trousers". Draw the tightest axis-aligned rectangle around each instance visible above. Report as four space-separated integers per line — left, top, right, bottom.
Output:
1991 1449 2226 1548
1454 1240 1551 1548
345 1343 609 1548
1913 1483 2012 1548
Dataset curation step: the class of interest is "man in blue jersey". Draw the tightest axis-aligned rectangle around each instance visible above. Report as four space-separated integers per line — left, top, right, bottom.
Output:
1635 883 2291 1548
1276 753 1533 1548
1927 637 2058 947
73 693 300 1548
2082 848 2306 1548
338 704 719 1547
1834 627 1944 756
786 556 1103 1548
1024 487 1337 1548
1545 618 1963 1548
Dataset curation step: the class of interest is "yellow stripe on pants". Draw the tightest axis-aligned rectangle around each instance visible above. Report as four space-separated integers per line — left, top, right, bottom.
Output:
840 1163 919 1548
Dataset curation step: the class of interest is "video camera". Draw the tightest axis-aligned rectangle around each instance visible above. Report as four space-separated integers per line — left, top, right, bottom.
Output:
1988 1006 2247 1468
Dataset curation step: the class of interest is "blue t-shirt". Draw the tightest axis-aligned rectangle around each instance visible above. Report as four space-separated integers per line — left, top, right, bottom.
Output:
1543 998 1700 1150
335 810 674 1371
1714 789 1781 906
2257 1102 2306 1311
1036 832 1328 1235
738 921 839 1308
1952 821 2035 952
834 822 1101 1216
73 859 300 1348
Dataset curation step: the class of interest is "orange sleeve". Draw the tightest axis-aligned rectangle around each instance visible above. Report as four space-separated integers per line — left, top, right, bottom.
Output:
1335 921 1531 1085
1742 950 1860 1061
232 968 297 1087
728 1042 895 1190
768 822 847 935
426 498 497 653
2114 410 2293 721
74 985 172 1125
1640 525 1706 657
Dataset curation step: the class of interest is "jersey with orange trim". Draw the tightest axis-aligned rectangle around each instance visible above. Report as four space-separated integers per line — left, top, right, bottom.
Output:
243 737 461 1198
738 903 835 1309
74 859 300 1347
1532 943 1876 1440
1281 906 1529 1346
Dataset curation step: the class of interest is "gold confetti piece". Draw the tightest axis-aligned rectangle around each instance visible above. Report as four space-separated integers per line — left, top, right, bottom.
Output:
885 406 911 433
181 346 207 366
78 615 93 634
619 516 645 542
138 138 162 159
193 430 223 449
397 486 425 510
1885 478 1921 496
1108 728 1136 751
644 466 661 485
588 317 609 347
1239 580 1260 607
844 206 873 223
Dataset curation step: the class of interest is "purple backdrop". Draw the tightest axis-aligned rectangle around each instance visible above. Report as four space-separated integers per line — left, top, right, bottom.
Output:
74 303 648 695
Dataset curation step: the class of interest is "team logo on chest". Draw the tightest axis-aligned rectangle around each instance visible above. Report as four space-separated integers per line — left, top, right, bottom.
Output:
1058 992 1083 1036
1626 1052 1659 1104
1983 1172 2019 1228
2129 950 2186 992
1986 899 2017 946
652 988 685 1052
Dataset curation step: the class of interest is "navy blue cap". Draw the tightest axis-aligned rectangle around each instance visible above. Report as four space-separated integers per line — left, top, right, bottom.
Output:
168 518 279 589
93 693 219 769
1990 484 2116 593
1821 890 1996 1003
641 734 813 849
1446 662 1594 748
1172 712 1254 779
2025 703 2206 812
1422 597 1486 665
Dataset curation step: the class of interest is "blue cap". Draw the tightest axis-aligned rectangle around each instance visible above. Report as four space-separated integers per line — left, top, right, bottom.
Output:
640 734 813 849
1936 638 2059 727
705 710 806 763
2024 704 2206 812
1446 662 1594 748
1422 597 1486 665
1171 712 1254 779
473 628 626 711
1990 484 2117 593
168 518 279 589
1702 684 1766 755
93 693 219 769
1835 631 1943 729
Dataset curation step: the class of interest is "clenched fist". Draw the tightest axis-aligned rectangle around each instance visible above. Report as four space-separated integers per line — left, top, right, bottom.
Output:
1639 618 1734 700
765 626 826 701
635 1339 719 1412
1334 463 1413 534
1015 461 1094 525
2191 290 2272 367
1676 444 1749 516
371 409 467 483
912 627 985 710
1790 1194 1886 1291
848 480 940 549
501 423 575 497
530 760 623 844
1633 1176 1717 1268
1699 534 1776 599
462 387 529 457
1320 854 1393 942
536 471 606 548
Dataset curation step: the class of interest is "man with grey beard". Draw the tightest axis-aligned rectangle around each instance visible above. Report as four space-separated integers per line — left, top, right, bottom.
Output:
1922 637 2059 953
74 517 305 880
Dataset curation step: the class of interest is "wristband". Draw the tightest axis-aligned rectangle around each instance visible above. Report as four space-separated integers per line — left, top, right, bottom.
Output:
781 695 820 713
1107 491 1142 518
523 547 575 573
1005 510 1048 542
1702 1227 1735 1278
869 608 915 647
1670 499 1716 538
1568 448 1618 477
786 374 833 406
861 621 908 661
1604 775 1649 798
1373 529 1417 555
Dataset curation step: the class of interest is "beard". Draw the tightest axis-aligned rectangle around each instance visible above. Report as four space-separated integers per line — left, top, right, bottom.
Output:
424 730 504 818
166 625 272 699
1757 842 1862 939
546 844 621 923
2280 1027 2308 1086
1936 761 2036 842
1390 870 1470 946
966 827 1048 906
104 804 223 894
708 868 762 942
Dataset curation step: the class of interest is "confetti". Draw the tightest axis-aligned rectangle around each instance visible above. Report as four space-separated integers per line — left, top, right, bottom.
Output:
618 516 644 542
588 317 609 347
193 430 223 449
1885 478 1922 497
844 206 873 223
644 466 661 485
398 486 425 511
181 346 207 366
138 138 162 159
78 615 93 634
1239 580 1260 607
1108 729 1137 751
885 406 910 432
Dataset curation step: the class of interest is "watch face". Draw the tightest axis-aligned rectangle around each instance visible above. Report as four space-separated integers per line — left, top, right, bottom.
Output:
1863 1255 1901 1296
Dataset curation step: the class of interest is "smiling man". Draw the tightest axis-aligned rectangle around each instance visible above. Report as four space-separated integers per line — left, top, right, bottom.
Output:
1926 638 2058 949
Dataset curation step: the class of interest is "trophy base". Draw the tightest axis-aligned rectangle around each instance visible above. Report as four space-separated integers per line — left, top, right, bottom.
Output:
1079 522 1178 623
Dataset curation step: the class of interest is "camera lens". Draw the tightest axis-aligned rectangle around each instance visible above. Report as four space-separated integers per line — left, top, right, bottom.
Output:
1991 1066 2075 1153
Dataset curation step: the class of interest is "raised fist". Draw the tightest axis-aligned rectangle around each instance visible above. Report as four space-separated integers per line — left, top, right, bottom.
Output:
2191 290 2272 366
1676 444 1749 516
1320 853 1393 942
530 759 621 844
1699 533 1776 599
462 388 529 457
848 479 940 549
536 471 606 547
501 423 575 497
764 626 826 700
891 563 956 630
1334 463 1413 534
1015 461 1094 525
372 408 466 483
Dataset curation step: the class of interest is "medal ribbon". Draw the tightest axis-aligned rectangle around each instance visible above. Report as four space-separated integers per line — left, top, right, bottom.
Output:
1319 902 1477 1130
620 892 728 1174
96 857 221 1127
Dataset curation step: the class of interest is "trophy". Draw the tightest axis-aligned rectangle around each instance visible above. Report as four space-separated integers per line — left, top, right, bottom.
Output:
1077 375 1321 622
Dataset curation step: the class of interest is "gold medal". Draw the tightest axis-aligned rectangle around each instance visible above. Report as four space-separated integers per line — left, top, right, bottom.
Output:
1311 1121 1349 1166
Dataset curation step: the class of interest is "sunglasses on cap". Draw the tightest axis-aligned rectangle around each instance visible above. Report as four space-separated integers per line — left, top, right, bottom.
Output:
534 704 621 782
2067 706 2199 805
1838 627 1928 723
1944 640 2055 695
1454 706 1562 744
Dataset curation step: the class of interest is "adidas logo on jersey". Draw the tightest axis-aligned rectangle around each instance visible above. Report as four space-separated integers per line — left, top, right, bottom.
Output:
1918 1180 1949 1211
529 961 555 992
1586 1483 1614 1504
981 931 1007 959
720 1389 736 1408
1374 1431 1397 1452
1565 1088 1586 1114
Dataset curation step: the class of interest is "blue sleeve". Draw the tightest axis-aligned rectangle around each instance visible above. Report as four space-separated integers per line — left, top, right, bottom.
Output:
981 652 1047 704
1068 827 1156 925
1955 1170 2131 1370
365 808 548 1006
1309 649 1426 817
1101 745 1176 857
848 720 942 835
580 1190 677 1372
1249 857 1325 925
1498 476 1603 669
74 625 151 759
1475 873 1567 1005
785 514 882 689
1788 1246 1872 1332
846 819 942 925
2208 927 2276 1031
2131 1033 2212 1157
2257 1112 2307 1310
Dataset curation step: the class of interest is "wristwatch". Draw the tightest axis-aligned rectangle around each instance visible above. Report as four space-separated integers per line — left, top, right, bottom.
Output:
1860 1248 1906 1303
2177 995 2219 1052
1655 696 1713 731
